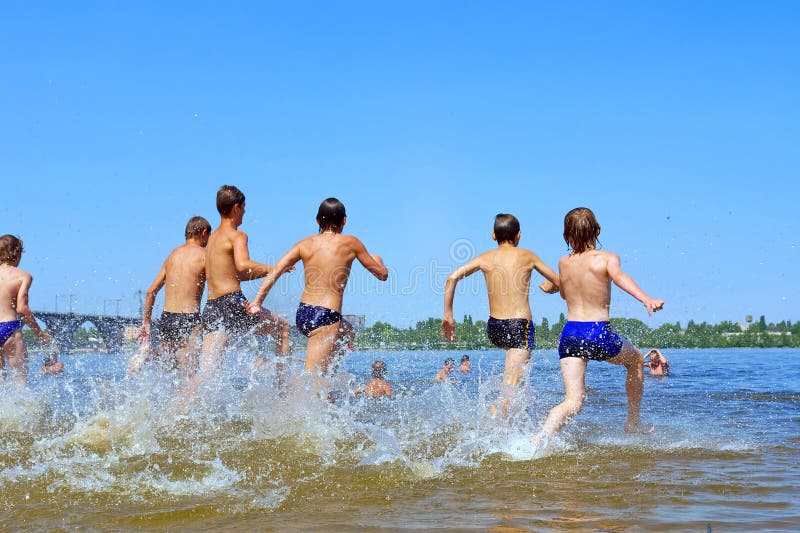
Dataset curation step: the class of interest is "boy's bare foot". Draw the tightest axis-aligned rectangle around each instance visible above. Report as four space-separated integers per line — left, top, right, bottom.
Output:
624 422 655 434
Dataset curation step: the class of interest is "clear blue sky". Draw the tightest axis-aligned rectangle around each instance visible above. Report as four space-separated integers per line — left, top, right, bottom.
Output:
2 1 798 328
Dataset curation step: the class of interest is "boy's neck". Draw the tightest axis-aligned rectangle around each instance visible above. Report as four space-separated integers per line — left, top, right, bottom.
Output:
497 241 518 249
220 217 240 230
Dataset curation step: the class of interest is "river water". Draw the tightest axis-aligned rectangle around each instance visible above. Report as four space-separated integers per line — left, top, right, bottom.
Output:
2 347 798 531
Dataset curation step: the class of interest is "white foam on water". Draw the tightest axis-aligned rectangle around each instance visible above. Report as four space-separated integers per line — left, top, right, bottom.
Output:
0 385 49 433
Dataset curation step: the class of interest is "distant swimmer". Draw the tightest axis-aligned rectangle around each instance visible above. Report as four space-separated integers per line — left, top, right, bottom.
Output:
42 346 64 375
644 349 669 376
458 354 471 374
128 216 211 376
354 360 393 398
177 185 291 408
441 214 560 413
533 207 664 443
248 197 388 377
0 235 52 387
434 357 455 383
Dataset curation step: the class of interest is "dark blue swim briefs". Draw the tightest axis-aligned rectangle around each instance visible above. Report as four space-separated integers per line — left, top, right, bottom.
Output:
0 320 22 346
558 321 624 361
296 302 342 337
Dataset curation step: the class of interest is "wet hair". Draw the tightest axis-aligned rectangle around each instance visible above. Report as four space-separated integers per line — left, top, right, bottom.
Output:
494 214 520 244
460 355 470 363
0 235 23 265
316 197 346 232
371 360 387 379
184 216 211 239
216 185 245 216
563 207 600 254
444 358 455 367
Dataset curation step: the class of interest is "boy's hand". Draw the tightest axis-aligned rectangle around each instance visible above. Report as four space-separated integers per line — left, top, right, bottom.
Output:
38 331 52 344
441 316 455 341
643 297 665 316
538 280 559 294
138 323 151 343
245 301 263 316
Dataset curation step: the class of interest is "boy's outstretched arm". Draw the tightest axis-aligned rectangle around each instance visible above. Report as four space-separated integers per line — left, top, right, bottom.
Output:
441 257 481 341
140 264 166 342
16 274 51 343
530 252 560 294
606 253 664 315
354 239 388 281
233 232 273 281
248 244 302 311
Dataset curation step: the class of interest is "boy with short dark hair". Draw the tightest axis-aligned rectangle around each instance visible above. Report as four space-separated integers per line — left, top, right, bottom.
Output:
247 197 387 376
0 235 51 387
176 186 291 408
533 207 664 442
354 360 393 398
442 214 560 410
128 216 211 376
434 357 455 383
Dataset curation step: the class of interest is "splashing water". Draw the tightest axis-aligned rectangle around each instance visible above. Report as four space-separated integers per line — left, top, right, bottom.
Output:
2 348 798 530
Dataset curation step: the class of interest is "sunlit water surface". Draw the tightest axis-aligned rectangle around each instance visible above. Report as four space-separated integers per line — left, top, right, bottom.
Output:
2 348 798 531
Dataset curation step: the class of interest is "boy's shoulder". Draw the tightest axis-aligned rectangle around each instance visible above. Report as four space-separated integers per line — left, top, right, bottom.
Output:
0 265 30 283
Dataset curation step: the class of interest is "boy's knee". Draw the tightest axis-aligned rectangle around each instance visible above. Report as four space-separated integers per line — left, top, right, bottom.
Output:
564 396 584 416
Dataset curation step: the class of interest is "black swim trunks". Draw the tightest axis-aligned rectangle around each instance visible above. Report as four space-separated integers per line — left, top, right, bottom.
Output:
158 311 201 349
296 302 342 337
486 317 535 350
202 291 260 335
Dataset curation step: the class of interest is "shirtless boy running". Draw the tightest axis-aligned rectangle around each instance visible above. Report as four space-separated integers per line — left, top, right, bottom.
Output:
177 186 291 406
248 198 388 376
442 214 560 412
533 207 664 442
128 216 211 376
0 235 51 387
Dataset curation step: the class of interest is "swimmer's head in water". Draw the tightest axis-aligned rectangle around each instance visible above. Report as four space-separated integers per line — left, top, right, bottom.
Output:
185 216 212 243
444 358 455 368
0 235 23 266
460 355 469 363
317 197 347 232
564 207 601 254
372 360 387 379
493 214 520 245
217 185 246 216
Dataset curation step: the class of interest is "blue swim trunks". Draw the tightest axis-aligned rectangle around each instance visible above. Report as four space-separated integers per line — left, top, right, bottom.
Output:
0 320 22 347
559 321 624 361
296 302 342 337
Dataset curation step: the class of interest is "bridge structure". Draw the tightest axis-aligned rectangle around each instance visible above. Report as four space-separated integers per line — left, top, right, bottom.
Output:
31 311 365 355
33 311 140 354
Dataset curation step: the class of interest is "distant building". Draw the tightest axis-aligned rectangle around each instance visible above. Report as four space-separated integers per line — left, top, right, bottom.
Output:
343 314 365 332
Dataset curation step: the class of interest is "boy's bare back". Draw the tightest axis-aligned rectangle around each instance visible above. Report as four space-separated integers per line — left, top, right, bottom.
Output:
295 233 381 312
559 249 663 321
205 225 247 299
362 378 393 397
558 249 615 322
0 266 29 322
162 243 206 313
476 246 548 320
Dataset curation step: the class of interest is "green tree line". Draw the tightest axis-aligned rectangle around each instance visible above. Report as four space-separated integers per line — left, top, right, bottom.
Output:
359 314 800 350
